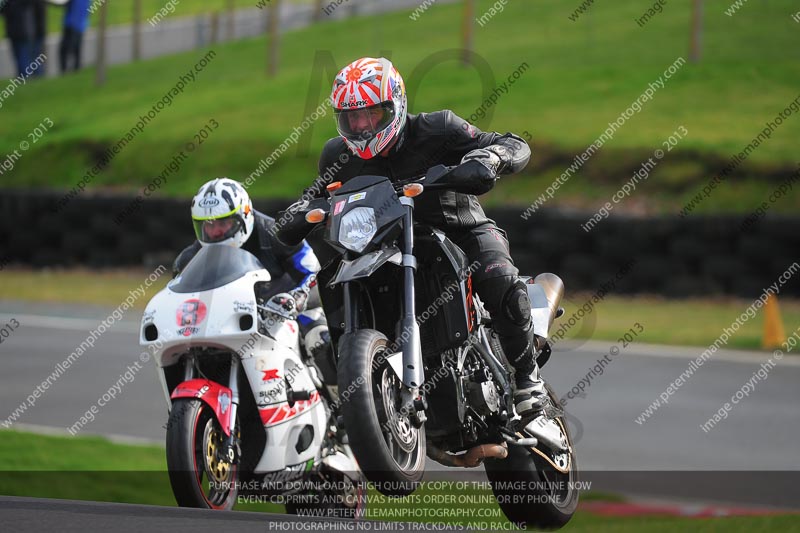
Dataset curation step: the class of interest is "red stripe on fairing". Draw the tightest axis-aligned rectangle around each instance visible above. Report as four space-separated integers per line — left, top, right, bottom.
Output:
258 391 321 427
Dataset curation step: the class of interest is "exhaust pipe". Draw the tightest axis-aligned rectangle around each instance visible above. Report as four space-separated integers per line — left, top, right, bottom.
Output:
427 442 508 468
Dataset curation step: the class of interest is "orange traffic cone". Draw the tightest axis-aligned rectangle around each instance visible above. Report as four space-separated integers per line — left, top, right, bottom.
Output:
762 293 786 349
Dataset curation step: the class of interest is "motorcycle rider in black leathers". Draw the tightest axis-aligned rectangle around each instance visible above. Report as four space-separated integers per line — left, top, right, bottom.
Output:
283 58 553 421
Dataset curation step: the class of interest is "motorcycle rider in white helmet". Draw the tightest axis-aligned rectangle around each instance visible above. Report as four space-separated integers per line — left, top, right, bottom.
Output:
173 177 337 389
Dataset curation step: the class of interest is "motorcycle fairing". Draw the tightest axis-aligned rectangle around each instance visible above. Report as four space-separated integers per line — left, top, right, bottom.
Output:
414 229 474 354
141 276 269 367
240 357 327 472
329 246 402 286
257 391 322 427
329 176 406 255
171 378 234 437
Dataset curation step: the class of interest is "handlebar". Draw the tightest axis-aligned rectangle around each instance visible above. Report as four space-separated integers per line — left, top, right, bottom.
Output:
275 162 496 246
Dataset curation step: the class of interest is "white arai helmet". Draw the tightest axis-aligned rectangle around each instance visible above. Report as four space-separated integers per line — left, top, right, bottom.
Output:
190 178 254 248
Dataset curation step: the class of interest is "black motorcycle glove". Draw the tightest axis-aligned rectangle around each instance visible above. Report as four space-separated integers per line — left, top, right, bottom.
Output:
461 147 502 178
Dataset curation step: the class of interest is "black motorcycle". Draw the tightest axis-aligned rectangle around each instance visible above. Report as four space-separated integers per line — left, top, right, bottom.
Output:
279 163 578 529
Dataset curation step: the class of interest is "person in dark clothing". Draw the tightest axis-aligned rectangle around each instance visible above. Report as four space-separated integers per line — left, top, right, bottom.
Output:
59 0 90 72
1 0 46 78
173 177 336 386
31 0 45 76
287 57 552 421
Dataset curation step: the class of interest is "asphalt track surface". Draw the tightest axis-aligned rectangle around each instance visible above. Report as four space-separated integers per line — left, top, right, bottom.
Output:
1 300 799 528
1 495 454 533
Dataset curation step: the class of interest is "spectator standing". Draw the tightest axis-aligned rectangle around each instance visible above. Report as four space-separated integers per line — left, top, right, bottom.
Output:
1 0 46 78
59 0 89 73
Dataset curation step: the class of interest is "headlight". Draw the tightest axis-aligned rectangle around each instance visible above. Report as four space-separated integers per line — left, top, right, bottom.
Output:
338 207 377 253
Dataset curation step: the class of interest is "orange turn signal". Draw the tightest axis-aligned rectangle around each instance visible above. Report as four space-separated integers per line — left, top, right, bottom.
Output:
305 208 327 223
326 181 342 192
403 183 424 198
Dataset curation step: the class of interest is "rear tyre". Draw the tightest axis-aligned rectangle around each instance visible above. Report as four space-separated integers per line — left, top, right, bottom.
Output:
485 384 578 530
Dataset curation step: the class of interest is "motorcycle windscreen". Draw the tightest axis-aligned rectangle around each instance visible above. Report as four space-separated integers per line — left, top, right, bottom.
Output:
169 245 265 293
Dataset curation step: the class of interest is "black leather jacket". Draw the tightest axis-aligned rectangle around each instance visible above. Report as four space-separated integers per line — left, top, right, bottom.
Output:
314 110 531 230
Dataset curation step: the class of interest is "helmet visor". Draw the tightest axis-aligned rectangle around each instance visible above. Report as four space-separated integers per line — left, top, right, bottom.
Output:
335 102 396 142
192 213 244 244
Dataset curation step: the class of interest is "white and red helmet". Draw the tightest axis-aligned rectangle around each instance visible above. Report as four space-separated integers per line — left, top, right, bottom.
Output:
331 57 407 159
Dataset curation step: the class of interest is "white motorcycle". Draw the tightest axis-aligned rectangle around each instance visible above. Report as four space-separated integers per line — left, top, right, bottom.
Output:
139 245 364 516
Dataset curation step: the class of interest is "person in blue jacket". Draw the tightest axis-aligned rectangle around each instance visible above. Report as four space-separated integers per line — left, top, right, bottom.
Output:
59 0 90 72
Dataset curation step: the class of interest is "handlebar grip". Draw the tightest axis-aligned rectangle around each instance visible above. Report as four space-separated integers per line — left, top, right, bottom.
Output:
274 198 329 246
422 161 496 195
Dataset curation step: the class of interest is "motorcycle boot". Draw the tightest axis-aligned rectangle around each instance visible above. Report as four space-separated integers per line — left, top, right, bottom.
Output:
297 308 338 399
505 321 551 420
488 277 554 420
509 332 567 451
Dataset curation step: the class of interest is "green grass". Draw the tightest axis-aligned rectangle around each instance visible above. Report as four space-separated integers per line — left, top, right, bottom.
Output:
0 429 796 531
1 0 799 215
2 269 798 351
0 268 170 309
10 0 315 37
559 293 800 350
0 428 174 505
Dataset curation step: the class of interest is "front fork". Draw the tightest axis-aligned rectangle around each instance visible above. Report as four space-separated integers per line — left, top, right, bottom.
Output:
342 197 427 427
222 356 241 463
183 354 241 464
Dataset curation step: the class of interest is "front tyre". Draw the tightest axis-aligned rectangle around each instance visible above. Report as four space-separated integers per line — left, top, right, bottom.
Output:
484 383 578 530
166 398 238 510
338 330 425 497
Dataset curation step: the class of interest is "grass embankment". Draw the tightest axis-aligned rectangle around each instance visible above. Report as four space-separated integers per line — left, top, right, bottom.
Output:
563 293 800 350
0 269 170 308
0 0 798 214
4 0 315 37
1 269 798 350
0 430 796 532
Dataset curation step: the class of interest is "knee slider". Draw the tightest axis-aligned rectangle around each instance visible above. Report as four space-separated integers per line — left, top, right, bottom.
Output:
503 278 532 328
